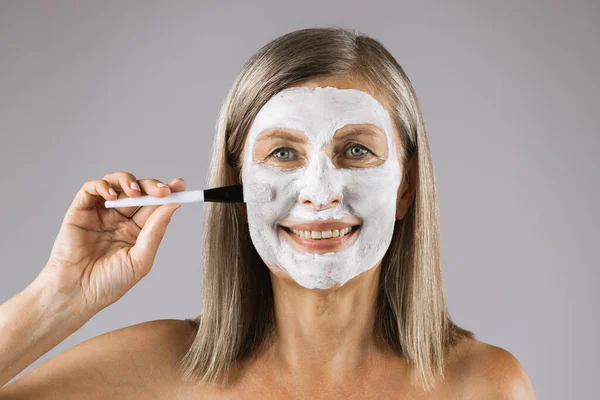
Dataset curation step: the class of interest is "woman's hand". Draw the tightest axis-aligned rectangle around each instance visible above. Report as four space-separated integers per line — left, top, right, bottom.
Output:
36 172 185 318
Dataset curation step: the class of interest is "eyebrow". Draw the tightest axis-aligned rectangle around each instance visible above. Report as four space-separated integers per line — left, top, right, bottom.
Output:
255 129 307 144
333 126 386 139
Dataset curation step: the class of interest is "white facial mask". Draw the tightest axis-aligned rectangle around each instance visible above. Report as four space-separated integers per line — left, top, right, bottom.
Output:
242 86 401 289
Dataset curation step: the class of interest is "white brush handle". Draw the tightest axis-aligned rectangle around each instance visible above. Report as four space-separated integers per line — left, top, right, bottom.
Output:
104 190 204 208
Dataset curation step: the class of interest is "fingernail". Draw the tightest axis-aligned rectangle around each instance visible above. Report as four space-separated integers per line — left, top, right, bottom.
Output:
130 181 141 191
169 178 182 184
157 182 168 188
108 187 117 196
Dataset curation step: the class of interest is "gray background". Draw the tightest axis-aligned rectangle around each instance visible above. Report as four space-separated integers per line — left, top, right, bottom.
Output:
1 1 598 398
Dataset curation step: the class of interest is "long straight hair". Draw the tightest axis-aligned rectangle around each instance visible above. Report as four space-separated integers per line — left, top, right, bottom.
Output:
178 27 475 392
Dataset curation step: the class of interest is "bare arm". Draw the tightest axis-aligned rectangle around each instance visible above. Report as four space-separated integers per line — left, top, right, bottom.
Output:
0 276 91 388
0 172 184 396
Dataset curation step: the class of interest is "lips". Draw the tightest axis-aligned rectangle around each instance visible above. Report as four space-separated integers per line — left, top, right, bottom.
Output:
281 220 358 231
279 222 361 253
286 225 356 239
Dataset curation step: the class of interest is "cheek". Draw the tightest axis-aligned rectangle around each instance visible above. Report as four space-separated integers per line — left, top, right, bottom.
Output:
342 167 400 214
243 164 300 225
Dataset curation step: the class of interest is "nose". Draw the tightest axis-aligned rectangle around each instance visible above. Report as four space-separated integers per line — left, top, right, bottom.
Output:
297 152 343 210
299 191 342 210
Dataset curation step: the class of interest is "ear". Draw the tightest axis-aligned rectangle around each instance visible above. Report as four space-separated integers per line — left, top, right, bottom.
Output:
396 153 418 220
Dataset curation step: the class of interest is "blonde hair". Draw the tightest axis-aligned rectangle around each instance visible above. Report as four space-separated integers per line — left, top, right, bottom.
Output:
178 27 475 392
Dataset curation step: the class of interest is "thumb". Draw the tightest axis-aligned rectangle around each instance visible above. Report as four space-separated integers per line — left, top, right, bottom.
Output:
128 203 180 277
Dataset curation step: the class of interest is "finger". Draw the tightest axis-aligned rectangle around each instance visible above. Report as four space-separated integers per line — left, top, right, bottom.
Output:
128 202 181 280
132 178 186 228
102 171 142 217
70 179 119 211
121 177 178 222
102 171 140 196
102 172 173 218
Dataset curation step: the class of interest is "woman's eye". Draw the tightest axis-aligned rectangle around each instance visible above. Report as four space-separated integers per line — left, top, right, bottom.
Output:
270 148 295 160
344 144 370 158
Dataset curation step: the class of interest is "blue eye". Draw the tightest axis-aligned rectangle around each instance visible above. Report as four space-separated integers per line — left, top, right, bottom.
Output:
271 148 295 160
345 144 369 158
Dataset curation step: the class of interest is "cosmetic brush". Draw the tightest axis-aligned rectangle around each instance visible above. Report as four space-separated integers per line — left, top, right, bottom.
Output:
104 184 272 209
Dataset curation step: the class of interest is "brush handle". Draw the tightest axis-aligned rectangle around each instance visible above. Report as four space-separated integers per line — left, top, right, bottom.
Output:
104 190 204 208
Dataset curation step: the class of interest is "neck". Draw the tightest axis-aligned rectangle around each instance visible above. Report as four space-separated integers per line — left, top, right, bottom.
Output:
266 263 384 381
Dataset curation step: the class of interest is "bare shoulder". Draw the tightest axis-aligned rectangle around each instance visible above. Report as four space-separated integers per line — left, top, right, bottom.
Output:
0 318 196 399
446 337 536 399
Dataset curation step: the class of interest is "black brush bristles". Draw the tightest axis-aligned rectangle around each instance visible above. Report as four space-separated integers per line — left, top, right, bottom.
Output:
203 185 245 203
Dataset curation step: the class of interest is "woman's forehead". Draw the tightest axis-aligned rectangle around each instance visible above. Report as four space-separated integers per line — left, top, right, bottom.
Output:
258 85 388 117
248 86 393 147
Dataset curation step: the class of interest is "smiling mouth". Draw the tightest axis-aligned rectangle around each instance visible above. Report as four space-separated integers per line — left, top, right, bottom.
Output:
279 224 361 253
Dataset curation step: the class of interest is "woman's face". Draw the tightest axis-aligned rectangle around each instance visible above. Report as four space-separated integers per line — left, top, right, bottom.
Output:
241 77 402 290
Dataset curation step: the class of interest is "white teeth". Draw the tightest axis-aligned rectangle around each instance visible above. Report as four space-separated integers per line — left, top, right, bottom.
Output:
288 226 355 240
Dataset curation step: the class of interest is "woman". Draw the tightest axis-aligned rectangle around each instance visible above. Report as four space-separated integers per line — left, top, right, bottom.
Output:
0 28 535 398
